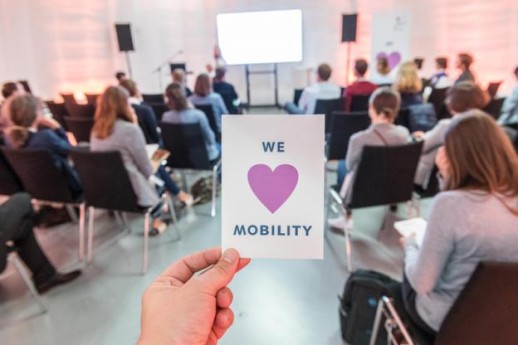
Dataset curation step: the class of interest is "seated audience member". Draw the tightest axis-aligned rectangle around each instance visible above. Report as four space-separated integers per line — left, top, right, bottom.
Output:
284 63 341 114
1 81 26 133
343 59 377 111
90 86 193 235
0 193 81 293
414 81 489 187
138 248 250 345
172 68 193 97
115 71 127 84
498 66 518 128
400 112 518 336
213 67 240 114
162 83 220 163
454 53 475 84
428 57 452 89
330 88 410 230
370 57 394 85
189 73 228 132
5 94 82 198
394 61 424 108
119 79 161 145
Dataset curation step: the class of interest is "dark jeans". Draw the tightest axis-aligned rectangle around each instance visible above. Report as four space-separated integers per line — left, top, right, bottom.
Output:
337 159 347 187
156 166 180 196
388 275 437 339
0 193 56 285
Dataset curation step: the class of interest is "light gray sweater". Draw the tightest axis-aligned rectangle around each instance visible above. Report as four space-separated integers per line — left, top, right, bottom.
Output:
405 190 518 331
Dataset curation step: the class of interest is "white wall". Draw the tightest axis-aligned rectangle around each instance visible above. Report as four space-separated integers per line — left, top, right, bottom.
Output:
1 0 517 102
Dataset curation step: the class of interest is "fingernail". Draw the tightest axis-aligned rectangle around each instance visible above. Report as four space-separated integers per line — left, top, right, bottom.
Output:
222 249 238 263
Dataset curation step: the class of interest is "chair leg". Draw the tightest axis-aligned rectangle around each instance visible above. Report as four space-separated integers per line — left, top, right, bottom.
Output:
369 295 386 345
10 254 47 314
78 203 85 262
167 195 181 241
142 211 151 274
345 212 353 272
210 164 218 217
65 204 78 223
87 207 95 264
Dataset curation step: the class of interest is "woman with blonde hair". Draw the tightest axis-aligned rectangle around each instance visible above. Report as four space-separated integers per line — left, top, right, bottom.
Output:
5 94 82 197
91 86 192 235
394 61 424 108
400 111 518 337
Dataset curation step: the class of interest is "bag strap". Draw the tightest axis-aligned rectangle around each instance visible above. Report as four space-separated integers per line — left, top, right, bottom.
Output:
373 128 389 146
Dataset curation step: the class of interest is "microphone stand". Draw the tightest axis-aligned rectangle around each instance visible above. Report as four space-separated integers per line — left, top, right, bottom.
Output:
152 50 183 91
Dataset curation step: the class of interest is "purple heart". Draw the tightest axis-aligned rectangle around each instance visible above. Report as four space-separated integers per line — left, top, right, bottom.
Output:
247 164 298 214
376 51 402 70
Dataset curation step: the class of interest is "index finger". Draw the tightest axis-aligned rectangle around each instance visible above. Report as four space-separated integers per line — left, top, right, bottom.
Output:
158 247 223 284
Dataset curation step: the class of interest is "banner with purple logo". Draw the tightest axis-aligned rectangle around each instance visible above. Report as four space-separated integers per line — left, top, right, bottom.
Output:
371 10 411 80
222 115 325 259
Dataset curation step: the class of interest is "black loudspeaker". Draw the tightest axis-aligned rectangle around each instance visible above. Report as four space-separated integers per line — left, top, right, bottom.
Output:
341 14 358 42
115 24 134 52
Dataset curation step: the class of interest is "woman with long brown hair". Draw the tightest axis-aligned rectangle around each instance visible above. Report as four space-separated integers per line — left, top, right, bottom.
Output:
91 86 192 235
401 111 518 336
188 73 228 133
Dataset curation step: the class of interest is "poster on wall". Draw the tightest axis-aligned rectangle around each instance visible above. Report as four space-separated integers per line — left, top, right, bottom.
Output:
371 10 412 80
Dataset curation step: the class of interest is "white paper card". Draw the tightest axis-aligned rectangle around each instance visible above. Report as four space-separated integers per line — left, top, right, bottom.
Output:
394 218 427 248
222 115 325 259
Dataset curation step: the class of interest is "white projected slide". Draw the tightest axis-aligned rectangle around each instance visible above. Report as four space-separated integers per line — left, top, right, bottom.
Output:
217 9 303 65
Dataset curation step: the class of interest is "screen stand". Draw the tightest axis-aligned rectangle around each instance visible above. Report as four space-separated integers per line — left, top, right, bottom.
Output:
245 64 280 108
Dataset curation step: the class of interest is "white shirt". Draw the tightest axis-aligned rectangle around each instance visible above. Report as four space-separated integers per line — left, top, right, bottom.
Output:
370 74 395 85
298 82 341 114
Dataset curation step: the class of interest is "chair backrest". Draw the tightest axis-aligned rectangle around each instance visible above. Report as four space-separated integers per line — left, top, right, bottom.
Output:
70 150 141 212
349 94 371 112
159 122 211 170
60 93 77 106
314 98 346 133
142 93 165 103
377 83 392 88
45 101 68 129
0 150 23 196
64 117 94 143
144 102 169 122
349 142 423 208
482 98 506 120
64 103 95 118
327 112 370 160
427 87 449 116
2 148 77 203
395 108 410 129
435 262 518 345
84 93 99 105
487 81 502 99
407 103 437 132
293 89 304 105
194 104 221 142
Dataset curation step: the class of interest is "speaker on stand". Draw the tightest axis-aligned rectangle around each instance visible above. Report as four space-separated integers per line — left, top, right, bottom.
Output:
341 14 358 85
115 23 135 78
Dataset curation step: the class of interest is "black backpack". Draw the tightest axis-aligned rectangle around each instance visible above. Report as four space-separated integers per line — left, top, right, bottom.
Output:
339 270 396 345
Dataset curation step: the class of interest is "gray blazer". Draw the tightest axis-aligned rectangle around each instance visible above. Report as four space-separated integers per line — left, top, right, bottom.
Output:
90 120 159 207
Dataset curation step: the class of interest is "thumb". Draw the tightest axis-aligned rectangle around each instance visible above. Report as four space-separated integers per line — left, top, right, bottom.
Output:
196 248 240 295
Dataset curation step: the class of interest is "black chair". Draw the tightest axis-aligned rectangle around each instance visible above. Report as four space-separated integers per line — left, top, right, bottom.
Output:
377 83 392 88
160 123 220 217
0 150 23 196
427 87 449 117
326 112 370 161
60 93 77 106
328 142 423 271
45 101 69 128
293 88 304 105
349 94 371 112
315 98 346 133
2 149 84 260
487 81 503 99
194 104 221 143
142 94 165 103
64 103 95 118
70 150 177 274
84 93 99 105
395 108 411 129
371 262 518 345
482 98 506 120
64 117 94 143
145 102 169 122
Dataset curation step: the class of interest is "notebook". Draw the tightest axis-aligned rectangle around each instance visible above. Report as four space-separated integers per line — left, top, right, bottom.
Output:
394 217 427 248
